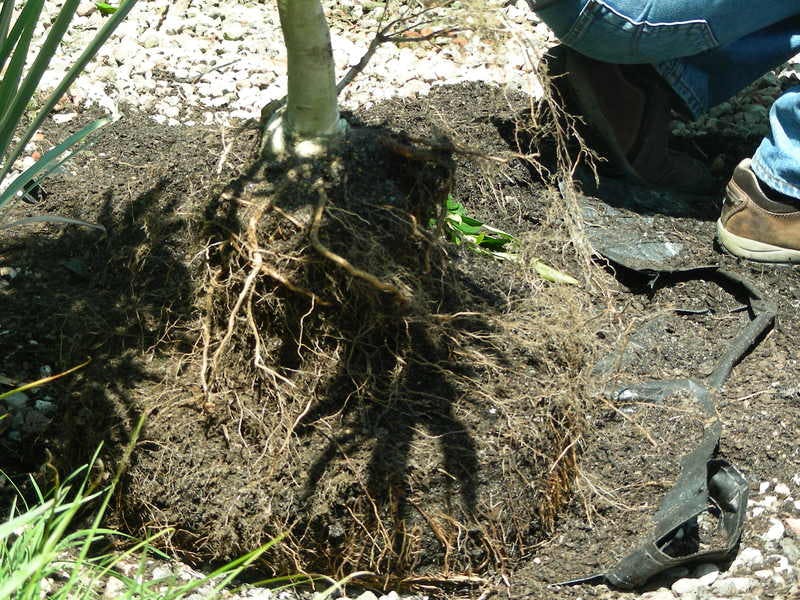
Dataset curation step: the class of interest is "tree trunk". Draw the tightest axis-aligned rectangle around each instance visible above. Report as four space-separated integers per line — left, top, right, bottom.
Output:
267 0 346 156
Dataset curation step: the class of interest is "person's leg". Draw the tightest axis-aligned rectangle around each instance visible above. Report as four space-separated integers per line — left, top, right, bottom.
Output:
657 15 800 117
536 0 799 66
752 87 800 200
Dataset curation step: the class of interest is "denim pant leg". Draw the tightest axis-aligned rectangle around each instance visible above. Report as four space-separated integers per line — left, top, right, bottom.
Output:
751 88 800 199
534 0 800 197
659 16 800 199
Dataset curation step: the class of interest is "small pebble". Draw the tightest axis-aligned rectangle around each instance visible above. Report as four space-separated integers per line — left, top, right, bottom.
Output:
774 482 791 496
786 518 800 538
711 576 756 595
733 547 764 571
640 591 675 600
103 576 125 599
763 518 786 542
754 569 774 580
672 577 703 595
693 563 719 586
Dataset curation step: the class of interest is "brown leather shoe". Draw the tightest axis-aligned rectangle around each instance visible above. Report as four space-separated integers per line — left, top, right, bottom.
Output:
546 45 714 195
717 159 800 263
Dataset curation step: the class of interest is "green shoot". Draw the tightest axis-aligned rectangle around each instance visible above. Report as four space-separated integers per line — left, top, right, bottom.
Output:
95 2 117 15
432 195 580 285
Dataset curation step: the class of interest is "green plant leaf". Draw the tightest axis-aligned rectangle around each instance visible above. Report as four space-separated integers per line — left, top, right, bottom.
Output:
0 117 110 210
0 0 138 187
95 2 117 14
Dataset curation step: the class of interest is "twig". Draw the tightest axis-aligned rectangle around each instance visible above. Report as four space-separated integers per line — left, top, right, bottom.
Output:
337 1 463 95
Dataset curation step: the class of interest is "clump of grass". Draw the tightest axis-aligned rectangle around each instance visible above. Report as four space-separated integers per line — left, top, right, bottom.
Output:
0 418 284 599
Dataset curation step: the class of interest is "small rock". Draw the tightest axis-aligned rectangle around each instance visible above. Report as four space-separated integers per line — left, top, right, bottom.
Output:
34 399 56 414
103 576 125 598
52 112 76 124
786 518 800 538
76 1 96 17
355 592 378 600
760 481 771 494
763 518 786 542
767 554 793 577
754 569 774 580
770 574 786 588
693 563 719 585
733 547 764 571
672 577 703 595
222 21 244 41
244 589 273 600
379 592 399 600
139 30 161 49
781 537 800 564
711 576 756 595
640 591 675 600
774 482 791 496
4 392 28 410
0 266 18 279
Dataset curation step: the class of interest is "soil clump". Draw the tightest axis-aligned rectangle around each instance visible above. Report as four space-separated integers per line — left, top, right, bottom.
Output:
0 84 594 582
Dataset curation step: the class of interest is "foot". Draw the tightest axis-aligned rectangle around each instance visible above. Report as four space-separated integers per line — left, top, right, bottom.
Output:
717 159 800 263
546 45 713 195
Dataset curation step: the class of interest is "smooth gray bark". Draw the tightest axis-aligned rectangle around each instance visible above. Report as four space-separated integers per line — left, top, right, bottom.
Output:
268 0 346 156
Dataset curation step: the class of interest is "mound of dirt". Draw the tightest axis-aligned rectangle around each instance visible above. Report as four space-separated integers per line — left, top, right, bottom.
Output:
0 84 597 582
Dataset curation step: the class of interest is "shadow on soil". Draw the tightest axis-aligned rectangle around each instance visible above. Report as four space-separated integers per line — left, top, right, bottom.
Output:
1 85 594 583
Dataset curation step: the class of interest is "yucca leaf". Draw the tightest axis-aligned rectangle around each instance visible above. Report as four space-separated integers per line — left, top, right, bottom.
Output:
0 0 16 61
0 0 77 170
0 0 43 127
0 0 37 74
0 116 109 210
0 0 138 184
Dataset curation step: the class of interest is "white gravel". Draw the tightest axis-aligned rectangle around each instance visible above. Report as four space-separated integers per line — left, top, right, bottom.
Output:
31 0 552 128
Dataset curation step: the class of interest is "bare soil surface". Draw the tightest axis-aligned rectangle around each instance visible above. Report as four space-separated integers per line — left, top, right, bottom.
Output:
1 83 799 597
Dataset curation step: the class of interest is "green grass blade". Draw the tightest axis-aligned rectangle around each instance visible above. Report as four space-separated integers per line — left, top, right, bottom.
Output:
0 0 138 184
0 499 56 541
0 0 74 167
96 2 117 15
0 0 15 55
0 0 34 74
0 0 43 125
0 116 109 209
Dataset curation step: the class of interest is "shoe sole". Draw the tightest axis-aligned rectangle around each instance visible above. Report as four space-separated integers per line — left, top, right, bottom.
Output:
716 219 800 264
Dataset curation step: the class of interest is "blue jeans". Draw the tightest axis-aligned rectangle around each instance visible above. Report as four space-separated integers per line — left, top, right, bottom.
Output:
534 0 800 200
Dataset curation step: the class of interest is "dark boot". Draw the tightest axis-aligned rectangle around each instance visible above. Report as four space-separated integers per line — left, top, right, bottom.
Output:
546 45 714 195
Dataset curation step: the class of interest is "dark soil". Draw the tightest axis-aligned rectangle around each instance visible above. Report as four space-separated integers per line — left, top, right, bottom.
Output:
1 82 799 596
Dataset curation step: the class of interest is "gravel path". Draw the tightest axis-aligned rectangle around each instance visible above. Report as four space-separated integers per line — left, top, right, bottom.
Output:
14 1 800 599
36 0 552 124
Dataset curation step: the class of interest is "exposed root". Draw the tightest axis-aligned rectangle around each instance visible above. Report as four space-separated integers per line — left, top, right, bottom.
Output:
310 180 412 303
